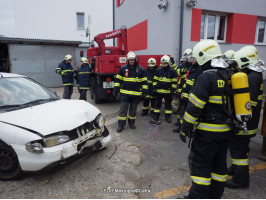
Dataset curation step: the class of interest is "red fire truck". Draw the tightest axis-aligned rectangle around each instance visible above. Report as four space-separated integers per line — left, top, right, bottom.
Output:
87 27 165 103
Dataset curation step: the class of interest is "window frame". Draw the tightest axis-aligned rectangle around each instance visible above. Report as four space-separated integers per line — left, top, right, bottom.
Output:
255 19 266 45
76 12 85 30
201 12 228 43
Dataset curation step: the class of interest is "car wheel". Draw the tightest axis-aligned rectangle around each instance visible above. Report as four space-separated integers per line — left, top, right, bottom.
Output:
0 143 22 181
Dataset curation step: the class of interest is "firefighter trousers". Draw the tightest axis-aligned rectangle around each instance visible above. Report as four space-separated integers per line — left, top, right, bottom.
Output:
63 85 73 99
176 99 188 126
79 89 87 101
118 94 140 127
229 136 250 186
142 97 155 114
188 130 231 199
153 93 172 120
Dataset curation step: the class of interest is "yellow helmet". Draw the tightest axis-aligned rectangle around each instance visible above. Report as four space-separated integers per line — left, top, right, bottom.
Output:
230 48 258 69
148 58 156 67
160 55 170 67
81 57 88 64
64 54 72 61
180 48 192 61
192 39 222 65
240 46 258 59
127 51 137 60
223 50 235 61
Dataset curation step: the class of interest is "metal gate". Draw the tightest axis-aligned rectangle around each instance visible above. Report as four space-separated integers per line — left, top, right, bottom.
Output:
9 44 76 87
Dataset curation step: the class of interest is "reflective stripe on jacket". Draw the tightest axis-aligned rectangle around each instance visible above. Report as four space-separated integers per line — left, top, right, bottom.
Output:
153 65 177 94
113 63 148 96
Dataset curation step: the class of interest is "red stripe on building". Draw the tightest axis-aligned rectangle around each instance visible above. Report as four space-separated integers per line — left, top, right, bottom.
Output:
191 8 202 41
127 20 148 51
226 13 257 44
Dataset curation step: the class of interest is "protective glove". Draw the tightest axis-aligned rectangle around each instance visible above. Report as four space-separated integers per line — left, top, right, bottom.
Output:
179 130 187 143
113 91 118 98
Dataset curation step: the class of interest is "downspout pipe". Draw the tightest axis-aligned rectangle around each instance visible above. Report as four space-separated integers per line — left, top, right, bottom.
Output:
178 0 184 66
113 0 115 46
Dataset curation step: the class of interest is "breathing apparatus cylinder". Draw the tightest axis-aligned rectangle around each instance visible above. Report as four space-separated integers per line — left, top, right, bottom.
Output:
231 72 252 132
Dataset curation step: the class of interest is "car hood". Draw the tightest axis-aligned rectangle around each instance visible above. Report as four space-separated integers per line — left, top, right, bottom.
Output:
0 99 101 136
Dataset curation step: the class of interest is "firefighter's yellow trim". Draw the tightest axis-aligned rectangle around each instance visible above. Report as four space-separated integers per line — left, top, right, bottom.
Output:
191 176 211 186
118 116 127 120
211 173 226 182
184 111 198 124
237 129 257 136
120 89 142 96
116 74 123 80
232 158 248 166
196 123 231 132
189 93 206 109
156 89 171 94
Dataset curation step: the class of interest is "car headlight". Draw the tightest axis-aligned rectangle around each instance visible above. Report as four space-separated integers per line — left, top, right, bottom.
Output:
94 114 105 129
43 135 70 147
25 140 44 154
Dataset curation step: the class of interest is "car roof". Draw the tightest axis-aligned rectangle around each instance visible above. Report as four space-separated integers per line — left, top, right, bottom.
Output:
0 72 26 78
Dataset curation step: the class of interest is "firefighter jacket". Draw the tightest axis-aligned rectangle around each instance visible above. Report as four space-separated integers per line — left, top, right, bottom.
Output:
177 62 190 93
56 61 74 86
153 65 178 94
236 69 263 137
181 63 202 101
114 63 148 96
181 65 233 137
76 64 92 90
145 67 157 97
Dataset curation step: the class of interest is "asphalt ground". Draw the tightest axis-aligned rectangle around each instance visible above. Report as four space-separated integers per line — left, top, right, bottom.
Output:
47 87 266 199
1 86 265 199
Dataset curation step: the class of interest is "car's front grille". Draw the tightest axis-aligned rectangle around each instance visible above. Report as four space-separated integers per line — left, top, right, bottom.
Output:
65 121 95 140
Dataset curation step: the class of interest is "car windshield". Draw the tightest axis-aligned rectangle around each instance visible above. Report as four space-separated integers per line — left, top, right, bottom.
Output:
0 77 59 109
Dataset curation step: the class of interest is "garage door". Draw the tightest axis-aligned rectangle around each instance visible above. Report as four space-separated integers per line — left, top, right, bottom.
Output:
9 44 76 87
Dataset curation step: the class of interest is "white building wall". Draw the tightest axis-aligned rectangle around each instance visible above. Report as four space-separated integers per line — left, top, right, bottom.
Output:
12 0 113 45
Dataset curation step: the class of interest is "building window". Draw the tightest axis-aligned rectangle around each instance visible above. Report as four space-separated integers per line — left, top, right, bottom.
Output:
201 13 227 42
256 20 266 44
77 12 85 30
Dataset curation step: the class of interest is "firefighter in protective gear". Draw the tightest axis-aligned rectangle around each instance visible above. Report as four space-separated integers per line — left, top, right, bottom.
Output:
56 54 74 99
141 58 158 116
173 56 202 133
75 57 92 101
113 51 148 132
152 55 177 123
226 47 265 189
170 57 178 71
180 39 232 199
174 49 192 126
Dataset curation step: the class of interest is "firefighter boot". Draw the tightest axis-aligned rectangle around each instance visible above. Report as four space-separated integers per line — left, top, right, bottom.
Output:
129 123 136 129
225 179 249 189
227 164 235 176
225 165 249 189
141 110 148 116
166 117 172 123
173 125 180 133
117 126 124 133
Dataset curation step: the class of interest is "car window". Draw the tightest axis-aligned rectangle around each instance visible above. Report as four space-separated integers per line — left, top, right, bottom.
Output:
0 77 58 107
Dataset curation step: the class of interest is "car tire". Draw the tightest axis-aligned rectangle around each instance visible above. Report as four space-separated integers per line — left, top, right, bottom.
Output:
0 142 23 181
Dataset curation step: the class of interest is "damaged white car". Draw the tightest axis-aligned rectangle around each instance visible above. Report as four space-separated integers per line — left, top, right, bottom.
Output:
0 73 111 180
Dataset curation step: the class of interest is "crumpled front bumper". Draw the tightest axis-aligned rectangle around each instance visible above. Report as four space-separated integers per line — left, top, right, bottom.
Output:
12 128 111 172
